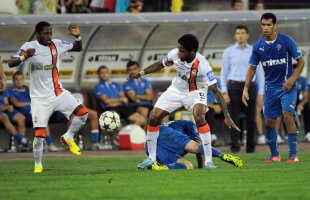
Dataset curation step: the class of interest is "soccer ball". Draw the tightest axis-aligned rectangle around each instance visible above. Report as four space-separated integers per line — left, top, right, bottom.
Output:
99 111 121 132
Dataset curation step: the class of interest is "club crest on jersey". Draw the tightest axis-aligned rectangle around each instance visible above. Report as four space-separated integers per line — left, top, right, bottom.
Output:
276 44 281 51
191 69 197 76
34 116 38 123
51 49 57 56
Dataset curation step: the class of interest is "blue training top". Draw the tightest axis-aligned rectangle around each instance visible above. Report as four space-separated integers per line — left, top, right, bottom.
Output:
249 33 302 88
6 88 31 115
95 81 124 110
123 78 153 107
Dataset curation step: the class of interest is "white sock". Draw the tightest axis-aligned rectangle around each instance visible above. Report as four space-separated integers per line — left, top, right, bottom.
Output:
33 137 44 167
64 114 88 141
21 137 28 144
199 131 212 165
147 130 159 161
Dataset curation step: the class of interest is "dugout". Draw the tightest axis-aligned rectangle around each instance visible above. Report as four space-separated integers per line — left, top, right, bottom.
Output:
0 10 310 149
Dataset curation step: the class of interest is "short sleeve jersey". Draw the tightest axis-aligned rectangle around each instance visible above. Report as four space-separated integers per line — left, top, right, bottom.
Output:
161 120 200 141
123 77 153 107
6 88 31 115
94 81 123 110
14 39 73 100
249 34 302 87
162 48 217 92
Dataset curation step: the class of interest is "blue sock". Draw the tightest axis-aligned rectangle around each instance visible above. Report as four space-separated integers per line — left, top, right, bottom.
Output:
287 133 298 156
92 131 99 144
45 136 53 145
14 133 24 143
166 163 187 169
198 144 204 154
265 128 279 156
212 147 223 157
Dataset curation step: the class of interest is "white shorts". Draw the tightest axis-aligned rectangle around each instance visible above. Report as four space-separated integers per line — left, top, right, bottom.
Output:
31 90 82 128
154 86 208 113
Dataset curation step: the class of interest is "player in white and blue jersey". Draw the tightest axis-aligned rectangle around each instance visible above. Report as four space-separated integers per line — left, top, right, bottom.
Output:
145 120 243 170
242 13 305 162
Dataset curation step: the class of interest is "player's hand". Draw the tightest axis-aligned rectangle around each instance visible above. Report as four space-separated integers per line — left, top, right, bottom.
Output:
68 24 80 38
224 114 241 132
282 78 294 91
0 78 7 92
297 103 304 112
7 105 14 112
25 48 35 58
242 88 249 107
120 97 128 105
223 93 230 104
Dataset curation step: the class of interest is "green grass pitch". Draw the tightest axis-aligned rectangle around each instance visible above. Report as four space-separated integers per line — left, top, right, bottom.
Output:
0 152 310 200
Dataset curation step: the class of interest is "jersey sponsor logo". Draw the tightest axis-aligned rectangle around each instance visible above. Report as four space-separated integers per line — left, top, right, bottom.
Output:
44 64 56 70
206 71 215 81
62 41 70 45
262 58 286 67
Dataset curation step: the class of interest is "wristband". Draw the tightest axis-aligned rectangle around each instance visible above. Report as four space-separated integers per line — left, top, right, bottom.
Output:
75 36 81 41
20 55 25 62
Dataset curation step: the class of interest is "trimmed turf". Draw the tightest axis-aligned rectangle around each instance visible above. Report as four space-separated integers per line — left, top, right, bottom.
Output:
0 152 310 200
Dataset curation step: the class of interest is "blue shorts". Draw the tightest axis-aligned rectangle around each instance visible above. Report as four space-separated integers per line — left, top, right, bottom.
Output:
145 126 192 165
264 84 297 119
6 110 20 121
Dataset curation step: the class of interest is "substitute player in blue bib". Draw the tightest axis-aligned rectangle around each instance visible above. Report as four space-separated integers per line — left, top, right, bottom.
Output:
242 13 304 162
145 120 243 170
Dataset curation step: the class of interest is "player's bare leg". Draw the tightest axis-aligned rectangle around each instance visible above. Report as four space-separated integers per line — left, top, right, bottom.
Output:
12 113 26 135
282 111 299 162
137 107 169 169
193 103 216 168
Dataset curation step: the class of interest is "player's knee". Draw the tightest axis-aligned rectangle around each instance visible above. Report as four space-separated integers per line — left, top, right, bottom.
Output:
265 119 275 130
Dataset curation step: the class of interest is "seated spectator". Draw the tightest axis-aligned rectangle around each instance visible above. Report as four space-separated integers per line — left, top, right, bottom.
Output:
124 61 153 121
95 65 146 127
231 0 243 10
127 0 143 13
254 1 265 10
205 78 222 147
7 71 58 151
0 91 30 151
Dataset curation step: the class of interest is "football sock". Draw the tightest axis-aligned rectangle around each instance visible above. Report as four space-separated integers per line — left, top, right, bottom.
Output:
198 145 222 157
198 123 212 165
91 130 99 144
265 128 279 156
146 125 159 161
14 133 25 144
166 163 187 169
45 136 53 145
33 137 44 167
64 114 88 141
287 133 298 156
212 147 223 157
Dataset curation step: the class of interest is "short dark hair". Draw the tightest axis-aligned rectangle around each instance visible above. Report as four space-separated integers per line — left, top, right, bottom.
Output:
261 13 277 24
126 60 139 69
97 65 108 75
13 71 24 80
178 34 199 52
235 25 249 33
231 0 242 7
35 21 51 34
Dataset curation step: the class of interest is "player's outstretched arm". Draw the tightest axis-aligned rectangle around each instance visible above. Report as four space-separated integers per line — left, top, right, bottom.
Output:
68 24 82 52
8 48 35 68
209 83 241 132
242 65 256 107
127 61 164 79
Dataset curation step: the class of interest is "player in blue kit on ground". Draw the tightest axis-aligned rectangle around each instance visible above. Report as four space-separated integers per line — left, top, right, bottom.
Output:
242 13 305 162
145 120 244 170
